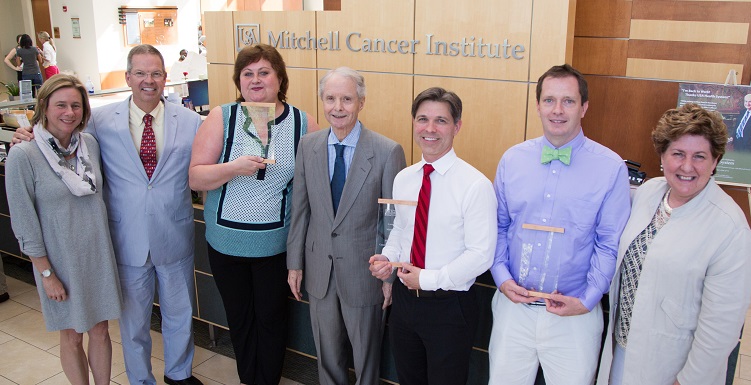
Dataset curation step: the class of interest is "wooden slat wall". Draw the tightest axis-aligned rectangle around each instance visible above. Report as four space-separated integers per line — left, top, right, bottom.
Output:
574 0 751 224
205 0 577 173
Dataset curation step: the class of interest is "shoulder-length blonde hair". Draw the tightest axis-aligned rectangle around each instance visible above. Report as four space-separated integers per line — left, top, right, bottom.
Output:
31 74 91 132
37 31 56 51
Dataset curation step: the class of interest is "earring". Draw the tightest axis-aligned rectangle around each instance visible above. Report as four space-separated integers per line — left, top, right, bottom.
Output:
660 164 663 172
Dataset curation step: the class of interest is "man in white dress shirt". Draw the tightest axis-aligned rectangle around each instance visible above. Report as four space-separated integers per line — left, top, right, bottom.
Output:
369 87 497 385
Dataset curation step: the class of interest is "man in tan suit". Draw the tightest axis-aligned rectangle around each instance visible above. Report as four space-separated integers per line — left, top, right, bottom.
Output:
287 67 406 385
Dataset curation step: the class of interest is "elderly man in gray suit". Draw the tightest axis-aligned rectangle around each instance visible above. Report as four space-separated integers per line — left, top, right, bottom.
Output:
287 67 406 385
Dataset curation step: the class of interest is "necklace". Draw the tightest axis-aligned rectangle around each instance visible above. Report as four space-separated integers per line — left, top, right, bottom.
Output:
654 188 672 228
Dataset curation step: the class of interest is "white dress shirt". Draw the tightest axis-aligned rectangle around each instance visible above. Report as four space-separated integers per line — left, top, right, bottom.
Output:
381 148 497 291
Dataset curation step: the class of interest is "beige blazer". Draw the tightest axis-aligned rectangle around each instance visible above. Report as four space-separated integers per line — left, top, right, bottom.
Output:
597 177 751 385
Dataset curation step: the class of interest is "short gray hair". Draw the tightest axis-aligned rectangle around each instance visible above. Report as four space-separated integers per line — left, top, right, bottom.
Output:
318 67 366 100
126 44 166 73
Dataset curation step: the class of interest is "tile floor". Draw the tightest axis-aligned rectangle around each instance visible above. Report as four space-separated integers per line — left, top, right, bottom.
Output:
0 276 303 385
3 273 751 384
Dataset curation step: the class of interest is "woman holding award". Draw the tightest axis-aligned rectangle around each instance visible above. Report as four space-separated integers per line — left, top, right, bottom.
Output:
189 43 318 385
596 103 751 385
5 75 122 385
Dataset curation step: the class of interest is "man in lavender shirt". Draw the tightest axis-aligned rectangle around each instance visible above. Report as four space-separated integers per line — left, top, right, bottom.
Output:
488 64 631 385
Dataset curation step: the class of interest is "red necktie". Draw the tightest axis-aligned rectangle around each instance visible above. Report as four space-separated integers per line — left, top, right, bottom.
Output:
140 114 157 179
410 164 434 269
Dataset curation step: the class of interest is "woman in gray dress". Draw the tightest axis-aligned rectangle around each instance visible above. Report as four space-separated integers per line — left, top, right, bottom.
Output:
5 74 121 385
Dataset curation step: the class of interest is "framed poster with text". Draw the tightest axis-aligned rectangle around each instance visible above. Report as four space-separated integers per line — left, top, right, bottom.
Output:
678 83 751 187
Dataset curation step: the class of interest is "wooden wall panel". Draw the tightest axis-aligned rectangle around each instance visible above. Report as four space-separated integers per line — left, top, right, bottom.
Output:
574 0 632 38
205 11 236 65
316 71 415 162
628 40 747 63
413 0 532 81
629 19 749 44
529 0 577 81
233 11 317 67
207 63 237 106
582 76 678 178
413 77 528 176
100 70 127 90
316 0 415 73
323 0 341 10
722 185 751 225
631 1 751 22
626 58 743 83
526 83 543 140
285 68 319 126
573 37 629 76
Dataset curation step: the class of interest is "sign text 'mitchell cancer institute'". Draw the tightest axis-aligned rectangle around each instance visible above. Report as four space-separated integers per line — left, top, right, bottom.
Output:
237 25 526 60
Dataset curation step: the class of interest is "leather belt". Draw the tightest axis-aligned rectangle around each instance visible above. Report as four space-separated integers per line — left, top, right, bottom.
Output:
407 289 454 298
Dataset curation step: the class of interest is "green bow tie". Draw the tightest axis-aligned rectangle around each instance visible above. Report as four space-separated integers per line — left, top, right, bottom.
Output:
541 145 571 165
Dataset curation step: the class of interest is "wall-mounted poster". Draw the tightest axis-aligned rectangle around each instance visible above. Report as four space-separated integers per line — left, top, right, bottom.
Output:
678 83 751 187
71 18 81 39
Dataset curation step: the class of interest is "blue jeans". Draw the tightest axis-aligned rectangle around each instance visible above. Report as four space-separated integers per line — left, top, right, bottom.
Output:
21 72 43 97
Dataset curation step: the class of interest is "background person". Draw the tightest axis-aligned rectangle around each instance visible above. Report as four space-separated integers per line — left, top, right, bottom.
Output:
37 31 59 80
287 67 406 385
5 74 122 385
596 103 751 385
5 34 23 82
189 43 318 385
3 34 43 95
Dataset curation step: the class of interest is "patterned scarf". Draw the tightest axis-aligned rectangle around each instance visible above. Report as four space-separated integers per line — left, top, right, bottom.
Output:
33 123 97 196
615 190 672 347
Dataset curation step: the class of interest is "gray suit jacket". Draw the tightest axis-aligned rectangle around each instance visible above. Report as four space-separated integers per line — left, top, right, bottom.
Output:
287 125 406 307
87 98 201 267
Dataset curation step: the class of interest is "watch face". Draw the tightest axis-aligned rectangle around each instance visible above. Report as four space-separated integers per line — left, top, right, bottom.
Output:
41 269 51 278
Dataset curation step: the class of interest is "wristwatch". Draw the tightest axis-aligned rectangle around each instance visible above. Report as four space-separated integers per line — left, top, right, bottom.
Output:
41 268 53 278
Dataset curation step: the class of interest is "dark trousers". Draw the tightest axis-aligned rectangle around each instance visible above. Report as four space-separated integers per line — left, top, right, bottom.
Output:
389 280 479 385
207 244 288 385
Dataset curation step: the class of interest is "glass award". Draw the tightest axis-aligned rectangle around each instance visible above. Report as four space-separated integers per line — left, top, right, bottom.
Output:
240 102 276 164
376 198 417 267
517 223 565 300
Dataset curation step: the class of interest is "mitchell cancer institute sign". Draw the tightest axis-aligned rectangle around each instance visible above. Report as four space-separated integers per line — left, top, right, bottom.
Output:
236 24 526 60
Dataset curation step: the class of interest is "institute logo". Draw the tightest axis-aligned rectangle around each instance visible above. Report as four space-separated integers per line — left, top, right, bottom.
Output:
236 24 261 51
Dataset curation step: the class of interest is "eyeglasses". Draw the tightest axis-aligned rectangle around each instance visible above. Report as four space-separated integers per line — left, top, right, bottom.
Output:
130 71 165 80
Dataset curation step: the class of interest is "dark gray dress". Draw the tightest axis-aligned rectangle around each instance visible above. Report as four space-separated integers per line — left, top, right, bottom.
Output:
5 134 122 332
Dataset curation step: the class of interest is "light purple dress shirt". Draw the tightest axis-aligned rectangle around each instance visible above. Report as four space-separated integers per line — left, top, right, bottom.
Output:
490 130 631 310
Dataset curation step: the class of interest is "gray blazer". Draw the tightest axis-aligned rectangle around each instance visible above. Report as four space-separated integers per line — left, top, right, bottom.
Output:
287 125 406 307
87 98 201 267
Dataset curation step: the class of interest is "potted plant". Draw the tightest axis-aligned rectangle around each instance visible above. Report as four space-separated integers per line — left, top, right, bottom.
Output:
1 81 20 101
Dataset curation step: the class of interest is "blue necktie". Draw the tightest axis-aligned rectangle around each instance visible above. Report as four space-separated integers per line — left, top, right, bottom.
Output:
331 144 346 214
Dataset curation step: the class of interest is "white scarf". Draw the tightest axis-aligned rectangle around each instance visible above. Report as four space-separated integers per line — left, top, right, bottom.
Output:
33 123 97 196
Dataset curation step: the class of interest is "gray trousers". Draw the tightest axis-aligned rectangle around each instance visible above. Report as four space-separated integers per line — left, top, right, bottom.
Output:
309 267 384 385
